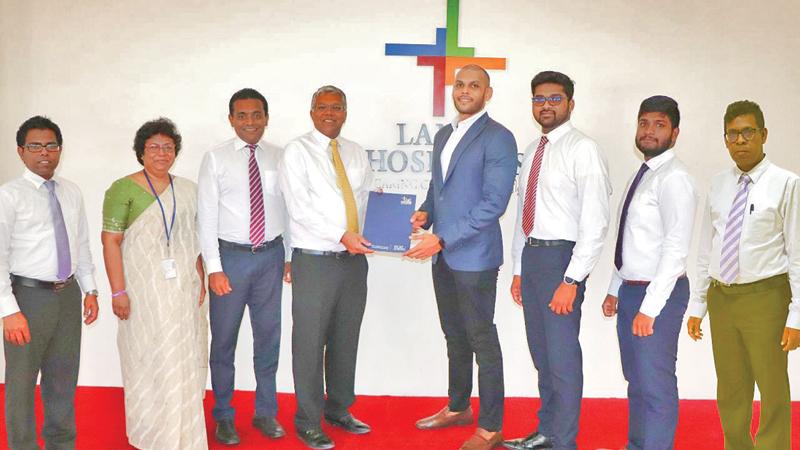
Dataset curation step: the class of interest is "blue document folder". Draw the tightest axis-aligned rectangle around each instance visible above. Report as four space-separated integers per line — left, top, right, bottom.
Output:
363 192 416 253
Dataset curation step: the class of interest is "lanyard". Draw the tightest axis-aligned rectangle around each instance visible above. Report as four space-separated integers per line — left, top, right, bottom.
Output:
143 170 176 247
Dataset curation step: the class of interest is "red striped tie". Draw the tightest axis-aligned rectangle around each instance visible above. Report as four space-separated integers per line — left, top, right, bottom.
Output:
521 136 548 236
248 144 266 248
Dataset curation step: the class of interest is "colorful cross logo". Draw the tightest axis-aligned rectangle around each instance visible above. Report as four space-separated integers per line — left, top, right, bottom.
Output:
385 0 507 117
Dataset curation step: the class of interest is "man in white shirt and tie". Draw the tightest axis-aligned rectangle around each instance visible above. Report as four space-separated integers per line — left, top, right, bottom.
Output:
504 71 612 450
198 88 291 445
1 116 99 450
687 100 799 450
601 96 697 450
279 85 373 450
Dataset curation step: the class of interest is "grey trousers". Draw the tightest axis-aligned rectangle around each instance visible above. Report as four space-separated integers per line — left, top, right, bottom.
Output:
4 281 82 450
291 250 368 431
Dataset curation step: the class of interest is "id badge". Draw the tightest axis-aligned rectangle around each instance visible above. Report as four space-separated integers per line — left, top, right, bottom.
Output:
161 258 177 280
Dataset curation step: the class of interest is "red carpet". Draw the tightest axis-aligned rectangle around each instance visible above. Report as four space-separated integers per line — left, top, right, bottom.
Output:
0 385 797 449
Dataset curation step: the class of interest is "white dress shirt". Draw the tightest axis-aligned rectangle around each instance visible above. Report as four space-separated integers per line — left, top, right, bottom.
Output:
511 121 612 280
197 137 289 274
279 129 373 252
0 169 97 317
607 150 697 318
440 110 486 180
689 157 800 328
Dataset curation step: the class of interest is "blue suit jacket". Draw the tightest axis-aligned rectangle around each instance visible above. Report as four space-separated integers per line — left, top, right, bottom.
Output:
419 113 518 271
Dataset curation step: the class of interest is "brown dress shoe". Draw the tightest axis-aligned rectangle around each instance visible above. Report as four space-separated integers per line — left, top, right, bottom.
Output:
415 405 474 430
460 430 504 450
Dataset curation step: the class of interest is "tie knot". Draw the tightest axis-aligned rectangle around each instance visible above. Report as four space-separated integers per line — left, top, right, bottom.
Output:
246 144 257 154
638 163 649 174
540 136 549 145
330 139 338 150
739 174 752 185
44 179 56 192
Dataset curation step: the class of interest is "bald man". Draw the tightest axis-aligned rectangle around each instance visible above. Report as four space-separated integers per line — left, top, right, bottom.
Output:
406 65 518 450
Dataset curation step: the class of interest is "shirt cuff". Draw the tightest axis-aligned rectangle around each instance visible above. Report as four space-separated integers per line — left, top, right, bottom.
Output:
0 295 20 318
608 276 622 297
563 263 587 283
687 300 708 319
786 302 800 329
639 294 667 318
77 275 97 294
205 257 223 274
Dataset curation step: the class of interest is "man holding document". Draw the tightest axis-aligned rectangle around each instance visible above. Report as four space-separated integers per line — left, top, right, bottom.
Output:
405 64 518 450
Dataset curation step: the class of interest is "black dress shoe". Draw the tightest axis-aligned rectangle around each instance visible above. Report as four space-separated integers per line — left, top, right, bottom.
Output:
503 431 553 449
252 416 286 439
297 428 335 449
215 419 240 445
324 413 371 434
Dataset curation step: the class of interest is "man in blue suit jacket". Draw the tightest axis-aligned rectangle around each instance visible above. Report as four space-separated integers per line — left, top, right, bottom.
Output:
405 64 517 450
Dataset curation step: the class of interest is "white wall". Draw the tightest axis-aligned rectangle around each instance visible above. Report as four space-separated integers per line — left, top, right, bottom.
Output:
1 0 798 400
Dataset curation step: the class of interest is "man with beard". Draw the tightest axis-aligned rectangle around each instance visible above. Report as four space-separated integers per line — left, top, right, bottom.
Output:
601 96 697 450
406 64 517 450
687 100 799 450
504 71 611 450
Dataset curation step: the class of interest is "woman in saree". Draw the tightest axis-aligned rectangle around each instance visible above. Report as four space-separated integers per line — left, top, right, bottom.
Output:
102 118 208 450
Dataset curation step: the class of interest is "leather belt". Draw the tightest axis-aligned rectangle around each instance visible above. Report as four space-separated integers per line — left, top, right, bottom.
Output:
525 238 575 247
623 275 687 286
10 274 75 292
294 248 354 259
710 273 787 293
219 236 282 254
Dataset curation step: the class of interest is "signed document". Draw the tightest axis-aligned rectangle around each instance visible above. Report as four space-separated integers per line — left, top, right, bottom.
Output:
363 192 417 253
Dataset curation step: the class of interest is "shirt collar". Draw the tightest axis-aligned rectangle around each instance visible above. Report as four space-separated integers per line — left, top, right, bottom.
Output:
234 137 260 152
22 167 53 189
734 155 770 184
451 109 486 131
643 149 676 172
311 128 339 147
542 120 574 144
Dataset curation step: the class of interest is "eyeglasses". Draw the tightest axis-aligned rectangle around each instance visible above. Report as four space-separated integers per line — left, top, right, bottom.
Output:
144 143 176 153
23 143 61 153
531 95 564 106
314 104 345 112
724 127 761 143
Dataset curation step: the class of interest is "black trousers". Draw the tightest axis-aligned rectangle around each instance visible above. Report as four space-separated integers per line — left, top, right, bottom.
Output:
432 257 504 431
291 251 368 431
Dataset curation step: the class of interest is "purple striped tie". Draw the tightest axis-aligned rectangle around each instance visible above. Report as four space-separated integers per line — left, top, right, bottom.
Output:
719 174 752 283
248 145 266 248
44 180 72 280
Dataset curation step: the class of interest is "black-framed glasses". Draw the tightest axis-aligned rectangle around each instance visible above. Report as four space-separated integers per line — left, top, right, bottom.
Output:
532 95 564 106
725 127 761 143
23 142 61 153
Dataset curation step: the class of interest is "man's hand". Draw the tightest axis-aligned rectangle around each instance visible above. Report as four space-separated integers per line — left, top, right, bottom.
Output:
410 211 428 232
404 232 442 260
112 293 131 320
198 283 206 306
341 231 374 254
549 282 577 315
602 294 618 317
209 272 233 296
781 327 800 352
283 262 292 284
687 316 703 341
632 312 655 336
3 312 30 345
83 293 99 325
510 275 522 306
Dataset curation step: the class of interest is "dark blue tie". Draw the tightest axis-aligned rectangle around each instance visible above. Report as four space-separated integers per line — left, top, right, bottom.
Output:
614 163 649 270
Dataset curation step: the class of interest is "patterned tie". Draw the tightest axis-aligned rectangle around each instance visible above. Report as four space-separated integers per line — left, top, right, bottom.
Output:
248 144 266 248
614 163 650 270
521 136 548 236
330 139 359 233
719 174 752 283
44 180 72 280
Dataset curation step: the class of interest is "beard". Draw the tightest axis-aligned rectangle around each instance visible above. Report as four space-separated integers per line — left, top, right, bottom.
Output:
636 138 671 158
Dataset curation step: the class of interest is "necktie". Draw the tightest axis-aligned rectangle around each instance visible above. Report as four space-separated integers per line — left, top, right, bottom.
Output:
248 144 266 248
719 174 752 283
614 163 650 270
44 180 72 280
521 136 548 236
330 139 359 233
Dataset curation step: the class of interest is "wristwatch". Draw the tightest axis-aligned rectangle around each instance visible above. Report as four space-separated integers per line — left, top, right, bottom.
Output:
563 276 579 286
86 289 99 296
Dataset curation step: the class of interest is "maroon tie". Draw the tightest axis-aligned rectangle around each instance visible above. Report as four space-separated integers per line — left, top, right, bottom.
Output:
521 136 548 235
248 144 266 247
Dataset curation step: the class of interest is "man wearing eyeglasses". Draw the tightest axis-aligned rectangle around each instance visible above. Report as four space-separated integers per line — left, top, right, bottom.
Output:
504 71 611 450
687 100 799 450
1 116 99 449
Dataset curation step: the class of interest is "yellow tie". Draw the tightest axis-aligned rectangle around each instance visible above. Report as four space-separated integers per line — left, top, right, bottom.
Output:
330 139 359 233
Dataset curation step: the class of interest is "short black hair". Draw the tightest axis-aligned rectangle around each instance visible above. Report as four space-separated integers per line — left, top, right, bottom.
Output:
531 71 575 100
638 95 680 129
16 116 63 147
229 88 268 115
133 118 182 165
724 100 764 130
